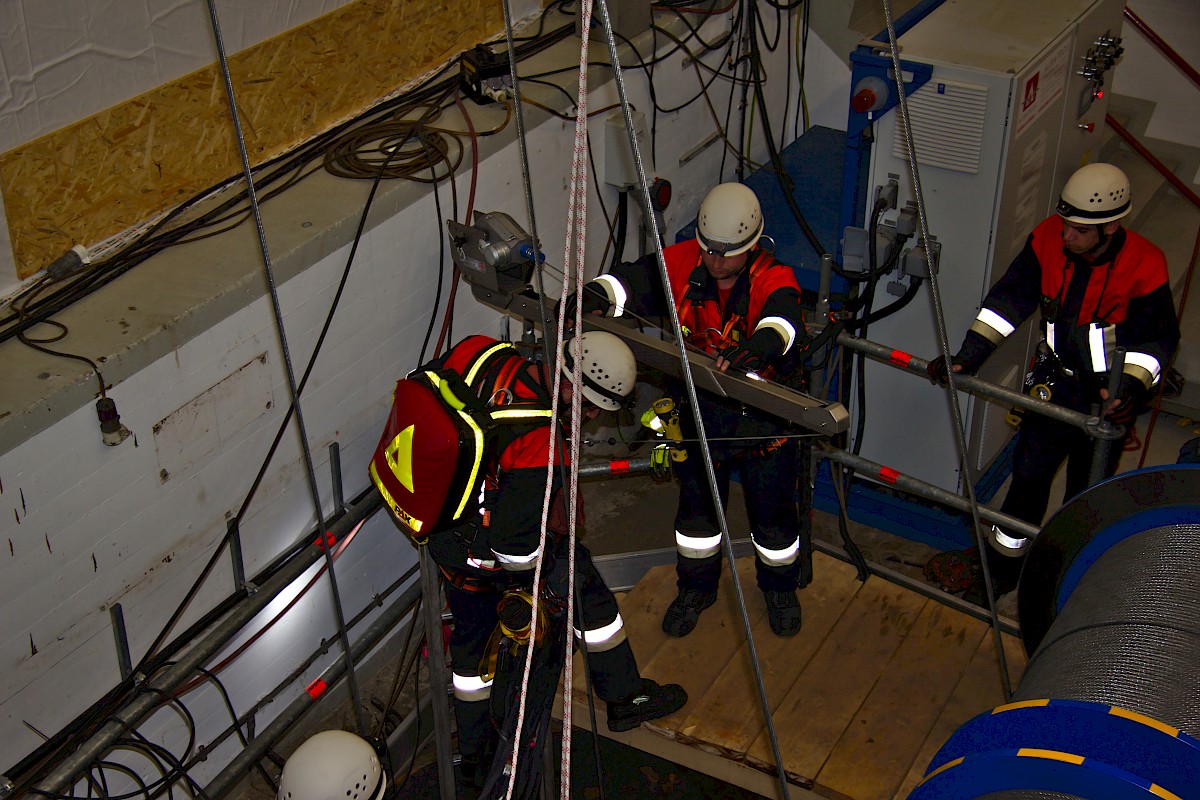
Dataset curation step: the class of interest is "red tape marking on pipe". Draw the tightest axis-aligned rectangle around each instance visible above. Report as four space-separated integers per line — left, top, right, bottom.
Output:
880 467 899 484
610 459 630 474
889 350 913 368
306 678 328 699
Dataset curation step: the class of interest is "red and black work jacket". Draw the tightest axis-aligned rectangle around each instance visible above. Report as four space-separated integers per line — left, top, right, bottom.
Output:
587 238 806 372
969 216 1179 394
431 336 574 581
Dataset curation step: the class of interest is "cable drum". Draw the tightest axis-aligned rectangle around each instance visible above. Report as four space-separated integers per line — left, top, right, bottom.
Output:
910 466 1200 799
1015 521 1200 730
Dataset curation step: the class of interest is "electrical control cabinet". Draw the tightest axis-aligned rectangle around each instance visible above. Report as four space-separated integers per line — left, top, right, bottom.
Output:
852 0 1125 493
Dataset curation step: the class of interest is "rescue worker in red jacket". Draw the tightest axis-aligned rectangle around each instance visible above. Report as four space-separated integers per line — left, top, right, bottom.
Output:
577 182 811 638
419 331 686 788
926 163 1180 604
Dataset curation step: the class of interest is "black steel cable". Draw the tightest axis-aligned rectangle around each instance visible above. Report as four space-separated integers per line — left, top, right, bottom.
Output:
202 0 367 738
595 0 793 797
878 0 1012 699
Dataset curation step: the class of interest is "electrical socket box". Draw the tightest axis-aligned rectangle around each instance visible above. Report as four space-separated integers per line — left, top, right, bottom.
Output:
460 44 510 104
575 0 651 44
901 237 940 278
604 110 648 189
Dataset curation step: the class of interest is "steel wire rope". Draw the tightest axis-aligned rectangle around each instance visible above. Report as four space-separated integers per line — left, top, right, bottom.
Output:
202 0 368 737
130 91 443 684
879 0 1013 698
594 0 793 796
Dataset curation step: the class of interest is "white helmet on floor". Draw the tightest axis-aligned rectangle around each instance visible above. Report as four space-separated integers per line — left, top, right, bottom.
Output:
562 331 637 411
1056 163 1132 225
276 730 386 800
696 183 763 257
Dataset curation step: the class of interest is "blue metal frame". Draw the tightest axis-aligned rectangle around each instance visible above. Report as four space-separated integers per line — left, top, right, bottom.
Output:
838 49 933 248
914 698 1200 800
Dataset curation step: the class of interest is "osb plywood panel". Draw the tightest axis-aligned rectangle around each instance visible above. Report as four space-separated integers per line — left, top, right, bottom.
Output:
0 0 502 279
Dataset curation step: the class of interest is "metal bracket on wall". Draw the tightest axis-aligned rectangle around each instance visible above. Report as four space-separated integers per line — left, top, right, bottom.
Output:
329 441 345 512
110 603 133 681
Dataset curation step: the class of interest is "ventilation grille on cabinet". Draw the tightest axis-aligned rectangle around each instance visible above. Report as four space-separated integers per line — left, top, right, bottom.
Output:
892 79 989 174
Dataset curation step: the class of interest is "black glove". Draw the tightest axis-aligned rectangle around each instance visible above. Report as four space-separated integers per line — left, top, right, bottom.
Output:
561 284 611 321
928 330 995 385
717 343 765 373
719 327 785 374
1104 373 1144 426
926 354 953 386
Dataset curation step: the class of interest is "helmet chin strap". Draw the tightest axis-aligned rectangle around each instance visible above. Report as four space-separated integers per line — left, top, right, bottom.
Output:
1092 224 1111 256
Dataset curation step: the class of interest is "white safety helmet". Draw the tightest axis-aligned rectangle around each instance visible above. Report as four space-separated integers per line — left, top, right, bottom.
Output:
696 183 764 257
276 730 386 800
561 331 637 411
1056 163 1132 225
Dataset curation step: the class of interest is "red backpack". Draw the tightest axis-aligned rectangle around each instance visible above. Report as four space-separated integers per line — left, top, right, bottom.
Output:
369 340 551 543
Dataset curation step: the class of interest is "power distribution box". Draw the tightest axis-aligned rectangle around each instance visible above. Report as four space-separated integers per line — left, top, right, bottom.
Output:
851 0 1125 493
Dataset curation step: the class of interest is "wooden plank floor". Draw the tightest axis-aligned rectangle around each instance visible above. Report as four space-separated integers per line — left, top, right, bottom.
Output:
565 551 1026 800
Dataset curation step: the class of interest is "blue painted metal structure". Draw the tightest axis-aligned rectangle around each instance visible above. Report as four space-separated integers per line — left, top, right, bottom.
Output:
914 698 1200 800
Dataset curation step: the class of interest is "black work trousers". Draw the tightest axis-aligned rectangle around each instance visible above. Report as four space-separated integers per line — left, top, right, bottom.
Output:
988 396 1129 590
673 397 811 595
444 539 641 763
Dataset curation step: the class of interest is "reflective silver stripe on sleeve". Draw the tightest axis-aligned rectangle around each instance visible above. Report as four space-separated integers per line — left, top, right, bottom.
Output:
754 316 797 354
453 672 492 702
1124 351 1163 385
976 307 1016 338
494 546 540 570
675 529 722 559
1088 323 1108 372
753 535 800 566
593 274 627 317
573 613 628 653
1046 321 1057 353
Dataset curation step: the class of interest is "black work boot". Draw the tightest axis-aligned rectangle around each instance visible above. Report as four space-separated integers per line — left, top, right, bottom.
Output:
606 679 688 732
764 589 802 637
661 587 717 637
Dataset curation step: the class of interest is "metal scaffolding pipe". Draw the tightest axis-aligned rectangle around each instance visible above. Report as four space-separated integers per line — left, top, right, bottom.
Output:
35 492 383 797
836 333 1107 433
205 574 423 800
819 447 1039 540
581 451 1038 542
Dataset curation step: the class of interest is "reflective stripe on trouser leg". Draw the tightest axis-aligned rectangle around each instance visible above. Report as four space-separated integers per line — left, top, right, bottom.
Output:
452 672 493 702
742 434 808 591
574 612 628 653
675 528 722 559
753 534 799 566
